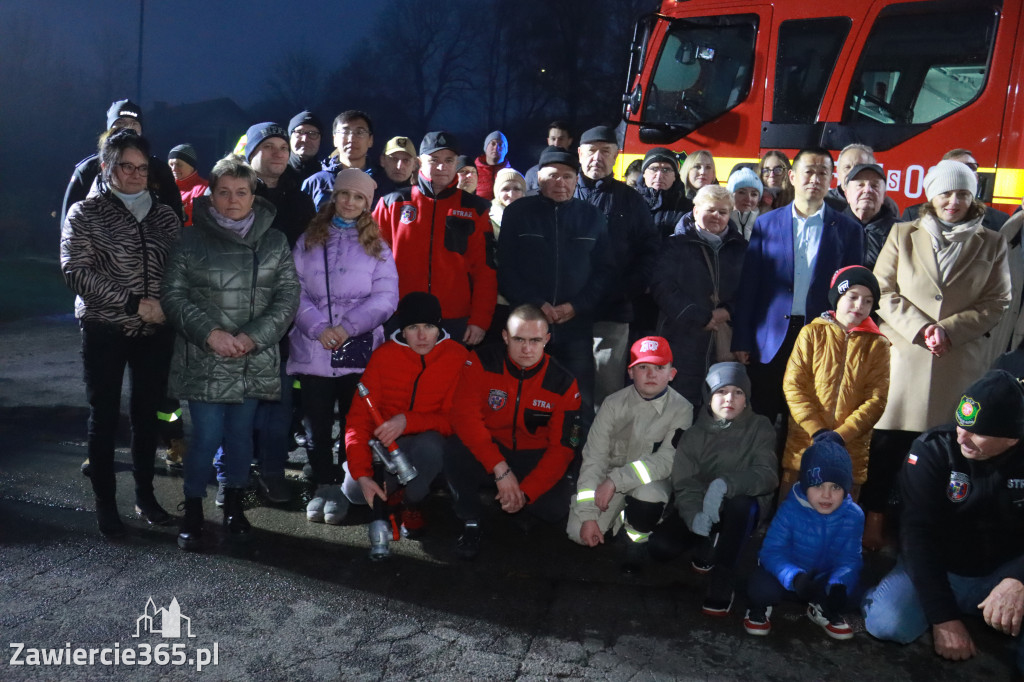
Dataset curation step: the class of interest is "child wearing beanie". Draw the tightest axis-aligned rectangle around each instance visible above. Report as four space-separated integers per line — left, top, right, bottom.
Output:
780 265 891 512
743 432 864 639
649 362 778 616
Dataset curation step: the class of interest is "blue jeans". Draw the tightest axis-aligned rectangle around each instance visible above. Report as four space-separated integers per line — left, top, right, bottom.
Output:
863 558 1024 671
185 400 259 498
252 361 293 479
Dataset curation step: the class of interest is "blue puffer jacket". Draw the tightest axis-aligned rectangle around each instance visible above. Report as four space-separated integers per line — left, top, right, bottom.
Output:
758 483 864 593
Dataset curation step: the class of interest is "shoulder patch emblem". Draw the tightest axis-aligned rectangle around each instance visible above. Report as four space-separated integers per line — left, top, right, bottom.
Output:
947 471 970 503
400 205 418 224
488 389 507 411
956 396 979 427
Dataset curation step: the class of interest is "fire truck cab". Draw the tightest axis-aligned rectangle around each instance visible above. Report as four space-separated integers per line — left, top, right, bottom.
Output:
620 0 1024 211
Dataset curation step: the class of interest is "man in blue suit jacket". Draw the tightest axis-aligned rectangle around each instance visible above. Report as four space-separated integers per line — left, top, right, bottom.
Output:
732 148 864 426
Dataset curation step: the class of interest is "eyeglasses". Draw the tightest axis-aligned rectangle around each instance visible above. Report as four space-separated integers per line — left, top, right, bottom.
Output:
645 167 676 175
293 129 321 140
117 162 149 176
336 128 370 139
761 167 786 176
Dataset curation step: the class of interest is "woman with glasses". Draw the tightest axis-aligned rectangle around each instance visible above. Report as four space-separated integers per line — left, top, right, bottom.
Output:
60 129 182 536
162 155 300 551
680 149 718 199
758 150 795 210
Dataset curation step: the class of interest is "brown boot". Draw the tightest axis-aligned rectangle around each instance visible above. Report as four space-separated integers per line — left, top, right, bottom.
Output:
862 511 886 551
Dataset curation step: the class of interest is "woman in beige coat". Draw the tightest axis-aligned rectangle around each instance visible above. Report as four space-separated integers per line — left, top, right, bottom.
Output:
861 160 1011 548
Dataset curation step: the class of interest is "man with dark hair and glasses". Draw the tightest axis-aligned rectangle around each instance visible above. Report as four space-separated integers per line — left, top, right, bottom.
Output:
302 109 388 210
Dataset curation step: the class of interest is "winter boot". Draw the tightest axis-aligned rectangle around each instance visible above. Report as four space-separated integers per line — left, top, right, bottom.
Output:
222 487 252 535
177 498 204 551
96 497 126 537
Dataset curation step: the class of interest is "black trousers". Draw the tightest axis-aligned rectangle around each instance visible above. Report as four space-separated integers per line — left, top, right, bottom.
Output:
747 315 805 426
860 428 920 512
299 373 361 485
80 321 174 500
444 436 574 524
649 495 761 571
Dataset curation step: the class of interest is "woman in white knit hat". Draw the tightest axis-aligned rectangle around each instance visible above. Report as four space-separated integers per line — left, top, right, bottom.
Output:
860 160 1012 550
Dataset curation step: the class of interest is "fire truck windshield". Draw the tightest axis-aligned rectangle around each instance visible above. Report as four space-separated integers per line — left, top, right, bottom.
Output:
641 15 757 135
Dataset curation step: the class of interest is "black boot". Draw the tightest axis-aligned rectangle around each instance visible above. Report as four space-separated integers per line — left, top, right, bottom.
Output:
96 496 126 537
222 488 252 535
135 490 172 525
177 498 204 551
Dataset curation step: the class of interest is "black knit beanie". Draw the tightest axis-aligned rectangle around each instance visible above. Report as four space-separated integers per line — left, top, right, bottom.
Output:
955 370 1024 439
828 265 880 312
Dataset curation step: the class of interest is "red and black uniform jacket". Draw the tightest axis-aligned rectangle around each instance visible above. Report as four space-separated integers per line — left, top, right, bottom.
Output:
373 173 497 330
451 344 581 501
344 331 470 480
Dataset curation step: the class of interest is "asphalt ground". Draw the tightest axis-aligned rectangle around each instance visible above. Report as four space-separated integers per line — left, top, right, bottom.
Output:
0 315 1019 681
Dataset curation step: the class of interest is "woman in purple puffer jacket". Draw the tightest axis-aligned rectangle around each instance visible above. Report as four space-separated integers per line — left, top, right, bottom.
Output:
288 169 399 524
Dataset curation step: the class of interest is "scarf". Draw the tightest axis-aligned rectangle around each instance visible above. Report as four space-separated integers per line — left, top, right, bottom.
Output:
920 213 984 281
732 209 759 241
331 216 357 230
110 187 152 223
695 226 724 251
208 206 255 238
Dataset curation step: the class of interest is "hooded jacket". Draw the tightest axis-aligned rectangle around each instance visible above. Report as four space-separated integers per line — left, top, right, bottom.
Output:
344 331 470 480
373 174 497 330
161 196 300 403
286 225 399 378
672 405 778 531
782 313 891 484
758 483 864 594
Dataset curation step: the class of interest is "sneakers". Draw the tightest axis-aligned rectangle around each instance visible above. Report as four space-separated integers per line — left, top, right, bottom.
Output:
400 505 426 540
323 487 349 525
368 519 391 561
743 607 772 636
807 602 854 640
455 521 482 561
164 438 185 470
258 475 291 504
701 591 734 617
691 557 714 575
306 486 328 523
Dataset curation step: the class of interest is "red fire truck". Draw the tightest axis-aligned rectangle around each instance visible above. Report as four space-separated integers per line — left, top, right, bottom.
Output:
619 0 1024 212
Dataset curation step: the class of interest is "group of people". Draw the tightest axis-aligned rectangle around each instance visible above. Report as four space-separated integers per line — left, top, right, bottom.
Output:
59 98 1024 673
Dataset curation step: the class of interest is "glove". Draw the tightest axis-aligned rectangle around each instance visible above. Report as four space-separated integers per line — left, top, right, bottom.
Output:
702 478 728 523
691 512 713 537
791 571 811 599
812 429 845 446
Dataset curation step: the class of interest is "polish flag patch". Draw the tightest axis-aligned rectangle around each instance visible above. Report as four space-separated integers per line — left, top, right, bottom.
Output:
907 454 918 465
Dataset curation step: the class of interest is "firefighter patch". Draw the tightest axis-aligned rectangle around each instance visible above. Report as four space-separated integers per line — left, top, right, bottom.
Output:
956 395 980 427
488 389 507 411
947 471 970 503
400 205 418 224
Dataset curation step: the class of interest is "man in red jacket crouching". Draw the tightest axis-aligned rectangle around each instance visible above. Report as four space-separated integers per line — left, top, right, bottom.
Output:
341 292 469 558
445 304 583 560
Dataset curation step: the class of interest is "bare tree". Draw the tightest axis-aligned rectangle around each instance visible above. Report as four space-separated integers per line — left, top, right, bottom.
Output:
264 50 324 113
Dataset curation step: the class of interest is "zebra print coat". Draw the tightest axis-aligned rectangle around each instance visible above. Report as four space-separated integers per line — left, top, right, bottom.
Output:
60 189 181 336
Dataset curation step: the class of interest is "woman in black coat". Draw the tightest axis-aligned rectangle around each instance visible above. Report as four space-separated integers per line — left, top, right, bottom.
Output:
651 185 747 406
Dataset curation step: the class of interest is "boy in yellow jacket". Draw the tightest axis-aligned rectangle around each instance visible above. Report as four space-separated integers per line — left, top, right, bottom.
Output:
781 266 890 507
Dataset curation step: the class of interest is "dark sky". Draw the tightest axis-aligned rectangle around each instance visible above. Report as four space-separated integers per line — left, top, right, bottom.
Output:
7 0 381 107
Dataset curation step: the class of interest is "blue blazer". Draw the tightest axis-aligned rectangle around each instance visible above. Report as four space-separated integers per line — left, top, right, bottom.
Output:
732 203 863 362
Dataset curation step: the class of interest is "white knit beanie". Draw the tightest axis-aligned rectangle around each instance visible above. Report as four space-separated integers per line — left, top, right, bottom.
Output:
924 160 977 201
727 167 763 194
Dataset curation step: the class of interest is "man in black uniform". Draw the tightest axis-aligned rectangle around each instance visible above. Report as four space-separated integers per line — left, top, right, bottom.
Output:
864 370 1024 674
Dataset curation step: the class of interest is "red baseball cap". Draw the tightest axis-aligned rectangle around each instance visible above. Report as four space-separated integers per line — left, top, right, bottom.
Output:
629 336 672 368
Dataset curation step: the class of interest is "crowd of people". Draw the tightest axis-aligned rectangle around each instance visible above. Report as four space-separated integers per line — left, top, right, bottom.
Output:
58 98 1024 672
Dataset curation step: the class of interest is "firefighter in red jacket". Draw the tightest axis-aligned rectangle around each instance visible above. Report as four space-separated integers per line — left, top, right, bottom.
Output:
445 304 582 560
340 292 469 555
372 131 497 346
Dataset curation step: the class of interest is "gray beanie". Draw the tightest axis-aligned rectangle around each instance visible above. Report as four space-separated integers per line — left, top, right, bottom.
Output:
484 130 507 151
704 362 751 397
727 167 763 194
924 160 977 201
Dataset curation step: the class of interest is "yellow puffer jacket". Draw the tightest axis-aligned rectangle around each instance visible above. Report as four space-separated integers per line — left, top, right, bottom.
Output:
782 314 891 484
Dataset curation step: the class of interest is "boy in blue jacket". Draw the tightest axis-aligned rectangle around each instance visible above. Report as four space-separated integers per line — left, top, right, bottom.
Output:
743 432 864 639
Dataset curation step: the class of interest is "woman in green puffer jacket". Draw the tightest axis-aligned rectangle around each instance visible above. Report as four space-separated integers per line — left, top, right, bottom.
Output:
162 155 299 551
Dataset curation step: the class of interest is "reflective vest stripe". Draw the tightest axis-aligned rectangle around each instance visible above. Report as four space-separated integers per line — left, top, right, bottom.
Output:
631 460 652 485
625 527 649 542
156 409 182 422
576 490 596 502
